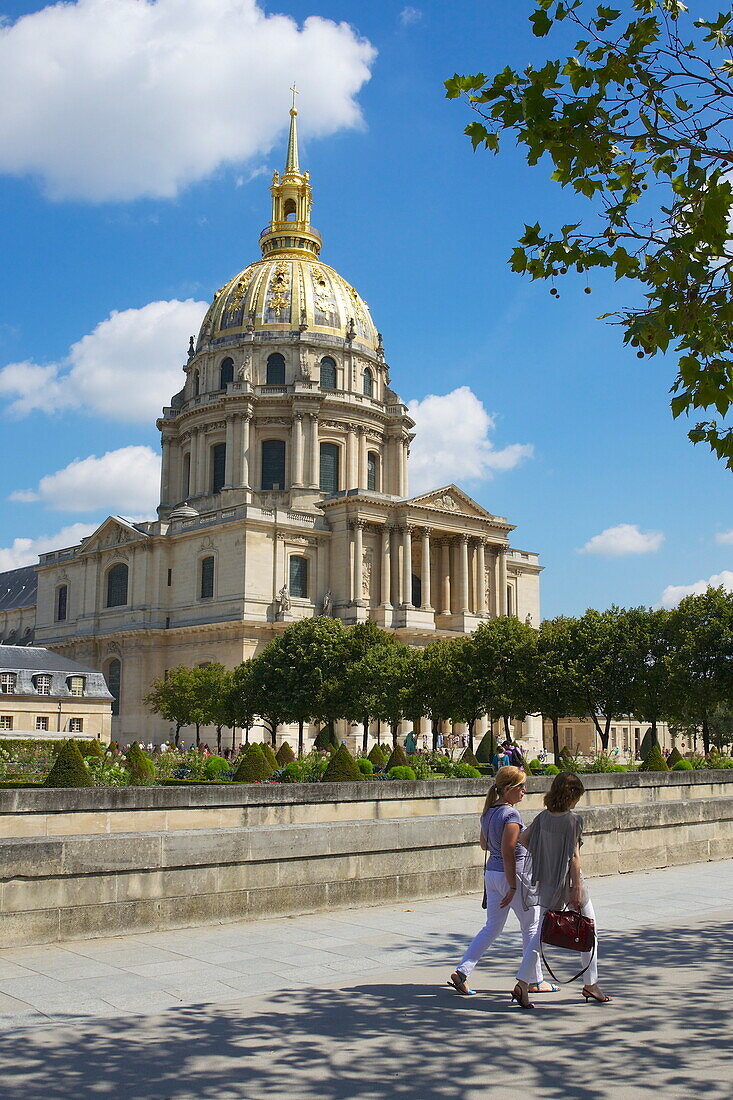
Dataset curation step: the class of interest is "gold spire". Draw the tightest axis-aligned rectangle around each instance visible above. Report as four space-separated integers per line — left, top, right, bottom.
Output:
260 89 321 258
285 84 300 175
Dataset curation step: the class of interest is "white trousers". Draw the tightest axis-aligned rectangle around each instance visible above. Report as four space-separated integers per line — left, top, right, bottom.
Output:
516 897 598 986
456 869 541 978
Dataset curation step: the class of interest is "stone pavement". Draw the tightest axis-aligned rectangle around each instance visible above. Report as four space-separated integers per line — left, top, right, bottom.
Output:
0 860 731 1099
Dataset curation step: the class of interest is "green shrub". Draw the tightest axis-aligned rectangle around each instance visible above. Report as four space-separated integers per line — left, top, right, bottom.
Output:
233 743 274 782
126 742 156 785
639 729 653 760
544 764 560 775
639 744 669 772
276 742 296 766
386 743 410 771
0 738 105 759
204 755 230 780
322 744 362 782
389 765 416 781
475 730 494 764
260 742 279 771
43 740 93 788
85 740 107 759
528 758 543 775
314 727 338 751
356 757 374 776
673 759 694 770
461 748 480 767
610 764 628 772
454 762 481 778
666 747 683 767
368 743 386 769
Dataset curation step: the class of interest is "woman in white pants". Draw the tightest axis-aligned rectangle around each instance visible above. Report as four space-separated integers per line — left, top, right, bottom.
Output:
448 766 555 996
513 771 612 1009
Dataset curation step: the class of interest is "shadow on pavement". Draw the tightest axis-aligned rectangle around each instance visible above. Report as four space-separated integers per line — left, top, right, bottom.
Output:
2 919 731 1099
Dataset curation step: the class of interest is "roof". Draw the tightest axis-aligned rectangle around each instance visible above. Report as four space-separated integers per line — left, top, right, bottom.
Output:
0 646 102 676
0 565 38 611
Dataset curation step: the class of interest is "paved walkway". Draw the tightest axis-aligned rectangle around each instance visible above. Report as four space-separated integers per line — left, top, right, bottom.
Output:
0 860 731 1099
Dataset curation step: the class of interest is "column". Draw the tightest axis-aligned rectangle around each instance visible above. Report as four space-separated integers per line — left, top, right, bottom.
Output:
159 437 171 506
493 547 501 616
352 521 364 605
477 540 487 615
292 413 304 487
420 528 432 610
224 416 235 486
195 428 207 496
440 540 451 615
401 525 413 609
380 526 392 607
458 535 470 613
346 428 357 489
308 413 319 488
400 438 409 498
357 427 368 490
498 546 508 615
241 413 252 488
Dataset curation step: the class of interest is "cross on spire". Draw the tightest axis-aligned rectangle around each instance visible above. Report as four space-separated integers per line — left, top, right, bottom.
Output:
290 83 299 113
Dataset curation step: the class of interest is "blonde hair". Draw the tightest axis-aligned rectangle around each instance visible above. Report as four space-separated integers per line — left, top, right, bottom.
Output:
482 765 526 814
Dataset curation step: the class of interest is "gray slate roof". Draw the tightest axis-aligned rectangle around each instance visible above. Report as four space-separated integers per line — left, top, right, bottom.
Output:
0 646 102 676
0 565 37 612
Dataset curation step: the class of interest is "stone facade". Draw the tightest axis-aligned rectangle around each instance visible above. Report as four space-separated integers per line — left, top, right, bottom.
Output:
30 104 542 748
543 717 678 758
0 646 112 742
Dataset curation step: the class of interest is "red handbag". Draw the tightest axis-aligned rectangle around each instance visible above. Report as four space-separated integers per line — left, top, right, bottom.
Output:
540 908 596 984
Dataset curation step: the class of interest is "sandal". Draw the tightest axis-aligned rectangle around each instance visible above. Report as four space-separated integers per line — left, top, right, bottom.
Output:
510 983 534 1009
447 972 476 996
529 982 559 993
582 985 612 1003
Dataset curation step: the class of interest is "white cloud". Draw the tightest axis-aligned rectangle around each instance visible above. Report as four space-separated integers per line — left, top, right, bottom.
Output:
660 570 733 609
579 523 665 557
0 299 207 423
400 6 423 24
407 386 533 495
0 523 96 571
716 530 733 545
0 0 375 202
10 446 160 514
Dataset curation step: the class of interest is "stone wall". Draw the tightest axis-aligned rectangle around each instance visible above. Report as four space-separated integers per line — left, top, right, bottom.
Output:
0 772 731 947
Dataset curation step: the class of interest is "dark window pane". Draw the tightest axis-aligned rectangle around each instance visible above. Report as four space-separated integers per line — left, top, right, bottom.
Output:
363 368 373 397
367 452 377 491
219 357 234 389
261 439 286 490
182 453 191 498
106 564 128 608
266 353 286 385
106 659 121 717
411 573 421 608
211 442 226 493
289 555 308 598
56 585 68 622
193 371 200 396
201 556 215 599
320 357 337 389
320 442 339 493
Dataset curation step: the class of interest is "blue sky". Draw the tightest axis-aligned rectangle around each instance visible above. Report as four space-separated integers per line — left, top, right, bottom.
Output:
0 0 730 617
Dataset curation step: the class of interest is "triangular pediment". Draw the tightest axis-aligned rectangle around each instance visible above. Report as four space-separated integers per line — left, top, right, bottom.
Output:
78 516 149 555
406 485 497 520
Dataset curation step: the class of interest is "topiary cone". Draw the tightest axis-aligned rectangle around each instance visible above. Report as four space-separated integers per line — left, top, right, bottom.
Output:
126 741 156 784
639 744 669 772
261 741 278 770
666 746 683 768
276 742 296 765
234 743 274 782
475 731 494 764
44 740 94 788
368 743 386 769
313 728 332 751
386 743 409 771
322 744 362 782
461 748 480 767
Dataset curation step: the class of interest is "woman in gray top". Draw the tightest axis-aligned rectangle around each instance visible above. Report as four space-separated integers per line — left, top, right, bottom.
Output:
514 772 612 1008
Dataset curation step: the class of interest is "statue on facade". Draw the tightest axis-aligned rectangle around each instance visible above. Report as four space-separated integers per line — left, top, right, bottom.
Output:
237 352 251 382
525 612 533 627
246 310 255 333
277 585 291 614
299 307 308 331
299 348 311 381
321 590 333 616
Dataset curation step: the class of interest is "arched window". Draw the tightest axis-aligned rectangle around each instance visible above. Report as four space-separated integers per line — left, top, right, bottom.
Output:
219 357 234 389
367 452 378 492
261 439 286 490
193 370 200 397
200 556 215 599
182 453 191 499
106 563 128 608
266 353 286 385
320 442 340 493
289 555 308 598
363 367 373 397
55 584 68 622
320 356 337 390
106 658 121 717
211 442 226 493
283 198 297 220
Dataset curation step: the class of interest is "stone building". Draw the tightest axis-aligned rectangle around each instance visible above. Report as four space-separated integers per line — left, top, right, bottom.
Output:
27 101 542 747
0 646 113 742
542 717 676 758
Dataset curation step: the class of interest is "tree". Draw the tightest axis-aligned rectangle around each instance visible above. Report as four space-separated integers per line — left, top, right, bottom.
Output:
529 616 585 765
623 606 673 747
571 607 636 750
358 642 419 748
447 2 733 468
188 663 231 753
414 638 464 751
248 646 289 748
338 622 400 754
666 586 733 754
448 635 489 753
143 666 197 745
228 659 258 752
471 617 537 740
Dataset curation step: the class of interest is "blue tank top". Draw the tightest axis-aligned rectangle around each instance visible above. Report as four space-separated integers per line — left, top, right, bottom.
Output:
481 804 526 873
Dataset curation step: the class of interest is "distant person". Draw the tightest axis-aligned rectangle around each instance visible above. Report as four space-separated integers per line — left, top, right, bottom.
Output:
507 741 524 768
492 745 511 772
404 730 417 753
436 732 444 751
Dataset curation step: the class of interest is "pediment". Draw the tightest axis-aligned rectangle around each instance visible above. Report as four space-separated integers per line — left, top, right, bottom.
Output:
406 485 497 520
78 516 148 555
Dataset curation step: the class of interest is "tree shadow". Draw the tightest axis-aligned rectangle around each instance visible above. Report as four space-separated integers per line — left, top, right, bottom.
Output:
2 920 731 1099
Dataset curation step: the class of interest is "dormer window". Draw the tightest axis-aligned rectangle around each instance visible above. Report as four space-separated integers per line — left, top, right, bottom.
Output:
34 674 52 696
68 676 85 697
0 673 16 695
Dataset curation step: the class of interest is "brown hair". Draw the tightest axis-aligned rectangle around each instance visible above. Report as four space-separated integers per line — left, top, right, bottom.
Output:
482 765 526 814
544 771 585 813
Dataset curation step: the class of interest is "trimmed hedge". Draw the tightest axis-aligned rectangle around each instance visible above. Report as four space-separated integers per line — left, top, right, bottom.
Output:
356 757 374 776
43 740 94 788
0 738 106 759
666 747 683 767
322 745 362 782
639 744 669 772
204 755 230 780
461 748 480 767
261 742 279 771
314 727 339 752
389 765 416 781
368 743 387 769
475 731 494 764
276 742 296 766
233 743 274 782
386 743 410 771
126 741 156 784
673 759 694 770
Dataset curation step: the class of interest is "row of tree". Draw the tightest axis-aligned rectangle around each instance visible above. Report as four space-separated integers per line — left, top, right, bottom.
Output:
144 587 733 759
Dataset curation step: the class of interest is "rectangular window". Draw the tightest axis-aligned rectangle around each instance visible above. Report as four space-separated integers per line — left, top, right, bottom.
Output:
289 555 308 599
36 716 49 731
0 673 16 694
68 676 85 697
211 442 227 494
167 568 172 587
69 718 83 733
200 556 215 599
56 585 68 622
0 716 12 730
35 675 52 696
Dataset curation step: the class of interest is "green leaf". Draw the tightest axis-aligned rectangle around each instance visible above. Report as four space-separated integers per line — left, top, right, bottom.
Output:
530 9 553 36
